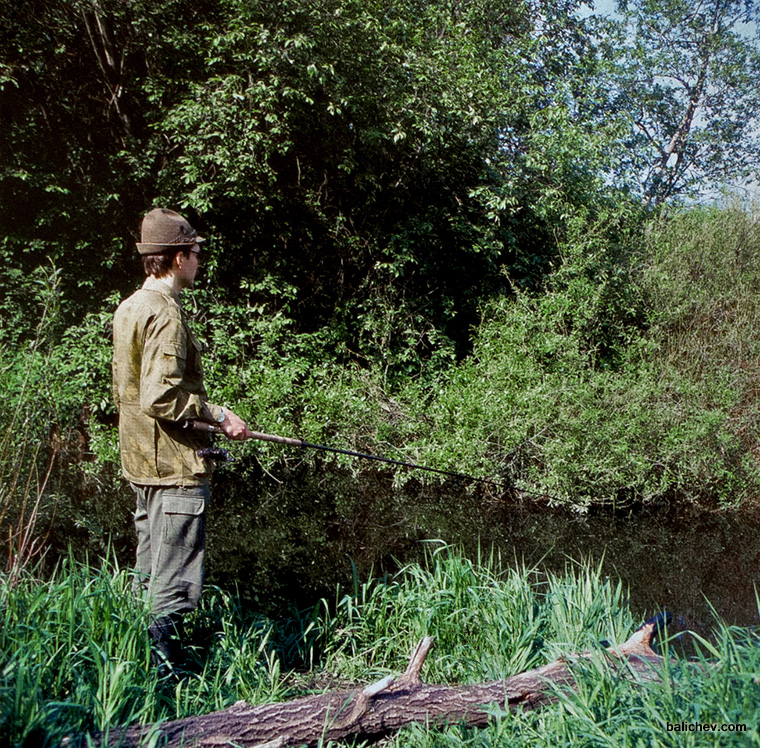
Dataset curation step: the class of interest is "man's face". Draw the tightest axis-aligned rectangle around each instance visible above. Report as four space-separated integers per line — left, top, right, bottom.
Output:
175 244 201 289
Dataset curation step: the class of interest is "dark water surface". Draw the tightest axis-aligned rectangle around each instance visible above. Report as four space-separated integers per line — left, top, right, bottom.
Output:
205 463 760 636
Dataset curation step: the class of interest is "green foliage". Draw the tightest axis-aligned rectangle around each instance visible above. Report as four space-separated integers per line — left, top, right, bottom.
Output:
2 0 758 366
0 264 74 580
610 0 760 204
6 202 760 559
3 0 760 552
0 554 290 746
151 0 535 367
380 202 760 508
5 549 756 747
0 0 649 371
307 545 634 684
7 204 760 543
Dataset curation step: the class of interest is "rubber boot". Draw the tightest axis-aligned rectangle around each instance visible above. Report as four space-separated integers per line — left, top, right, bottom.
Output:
148 612 185 674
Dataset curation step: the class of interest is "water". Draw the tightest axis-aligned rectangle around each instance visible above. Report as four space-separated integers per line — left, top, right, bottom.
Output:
205 461 760 637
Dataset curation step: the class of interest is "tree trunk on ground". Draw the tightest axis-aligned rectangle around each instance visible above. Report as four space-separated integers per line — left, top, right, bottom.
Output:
85 615 668 748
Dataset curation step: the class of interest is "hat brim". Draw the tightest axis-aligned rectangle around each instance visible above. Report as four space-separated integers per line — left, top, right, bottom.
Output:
136 236 206 255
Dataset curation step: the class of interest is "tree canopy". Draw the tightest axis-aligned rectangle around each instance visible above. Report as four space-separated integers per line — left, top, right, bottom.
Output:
1 0 758 370
613 0 760 204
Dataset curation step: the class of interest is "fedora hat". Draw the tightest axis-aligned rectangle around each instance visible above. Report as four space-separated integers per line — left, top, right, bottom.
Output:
136 208 206 255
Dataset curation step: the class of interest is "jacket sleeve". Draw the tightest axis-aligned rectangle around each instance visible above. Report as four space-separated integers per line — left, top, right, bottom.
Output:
138 307 222 424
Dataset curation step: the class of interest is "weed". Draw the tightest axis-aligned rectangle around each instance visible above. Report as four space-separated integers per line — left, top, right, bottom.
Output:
1 546 758 747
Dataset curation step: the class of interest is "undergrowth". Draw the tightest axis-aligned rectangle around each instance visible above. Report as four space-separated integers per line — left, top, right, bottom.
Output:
4 204 760 579
1 545 758 747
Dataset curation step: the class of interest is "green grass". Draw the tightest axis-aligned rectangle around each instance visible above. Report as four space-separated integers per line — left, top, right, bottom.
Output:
0 553 292 747
2 545 758 747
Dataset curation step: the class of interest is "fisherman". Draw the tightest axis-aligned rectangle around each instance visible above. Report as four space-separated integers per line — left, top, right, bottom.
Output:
112 208 248 670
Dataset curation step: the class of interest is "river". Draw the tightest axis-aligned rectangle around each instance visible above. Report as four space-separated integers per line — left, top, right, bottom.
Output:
205 462 760 639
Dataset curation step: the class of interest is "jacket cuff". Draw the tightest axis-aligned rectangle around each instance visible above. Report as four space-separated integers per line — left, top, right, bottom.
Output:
203 402 225 424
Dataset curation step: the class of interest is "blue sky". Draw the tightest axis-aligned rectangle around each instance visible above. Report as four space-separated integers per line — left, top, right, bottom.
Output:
579 0 619 18
590 0 618 14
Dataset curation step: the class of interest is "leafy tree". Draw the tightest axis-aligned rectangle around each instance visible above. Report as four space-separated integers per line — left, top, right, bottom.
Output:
612 0 760 204
0 0 215 325
152 0 644 369
149 0 535 370
2 0 628 373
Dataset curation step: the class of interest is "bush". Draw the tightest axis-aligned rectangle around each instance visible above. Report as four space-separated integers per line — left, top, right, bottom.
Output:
391 202 760 509
6 203 760 573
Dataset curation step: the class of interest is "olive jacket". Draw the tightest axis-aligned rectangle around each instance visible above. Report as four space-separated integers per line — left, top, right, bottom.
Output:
112 277 223 486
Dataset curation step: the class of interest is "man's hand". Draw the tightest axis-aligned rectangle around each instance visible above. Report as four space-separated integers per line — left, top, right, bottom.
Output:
219 409 248 441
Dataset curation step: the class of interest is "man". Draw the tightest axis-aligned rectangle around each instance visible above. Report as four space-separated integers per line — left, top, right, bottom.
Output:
112 207 248 669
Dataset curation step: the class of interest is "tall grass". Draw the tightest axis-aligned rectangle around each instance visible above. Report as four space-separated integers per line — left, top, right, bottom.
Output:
0 552 294 747
307 545 635 684
1 546 758 747
0 264 67 584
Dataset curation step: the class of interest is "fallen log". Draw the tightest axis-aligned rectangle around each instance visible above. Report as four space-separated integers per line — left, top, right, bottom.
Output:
89 615 668 748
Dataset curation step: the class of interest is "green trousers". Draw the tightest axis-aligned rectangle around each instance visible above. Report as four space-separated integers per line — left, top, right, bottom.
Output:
131 482 209 618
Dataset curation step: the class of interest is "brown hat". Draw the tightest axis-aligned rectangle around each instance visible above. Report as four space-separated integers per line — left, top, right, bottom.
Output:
136 208 206 255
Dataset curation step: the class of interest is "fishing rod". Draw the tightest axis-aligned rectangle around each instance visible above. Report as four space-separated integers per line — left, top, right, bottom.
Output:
184 420 509 490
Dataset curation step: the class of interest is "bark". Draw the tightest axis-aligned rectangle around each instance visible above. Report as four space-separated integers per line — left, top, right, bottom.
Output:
87 616 668 748
81 2 133 139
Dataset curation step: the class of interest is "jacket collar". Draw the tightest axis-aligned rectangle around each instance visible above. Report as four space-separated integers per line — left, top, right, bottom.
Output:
142 275 181 304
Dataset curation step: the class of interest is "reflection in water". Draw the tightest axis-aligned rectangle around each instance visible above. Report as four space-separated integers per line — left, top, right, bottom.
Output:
206 461 760 637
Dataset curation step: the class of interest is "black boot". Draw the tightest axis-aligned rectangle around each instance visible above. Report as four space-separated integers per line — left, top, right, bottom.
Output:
148 613 185 673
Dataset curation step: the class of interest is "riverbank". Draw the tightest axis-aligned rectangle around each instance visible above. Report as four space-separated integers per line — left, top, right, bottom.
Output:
5 204 760 561
2 547 758 746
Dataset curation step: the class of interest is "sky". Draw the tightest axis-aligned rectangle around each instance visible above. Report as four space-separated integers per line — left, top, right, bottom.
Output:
579 0 619 19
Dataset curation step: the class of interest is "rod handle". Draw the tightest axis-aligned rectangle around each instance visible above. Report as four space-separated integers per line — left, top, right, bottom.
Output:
243 429 303 447
183 420 303 447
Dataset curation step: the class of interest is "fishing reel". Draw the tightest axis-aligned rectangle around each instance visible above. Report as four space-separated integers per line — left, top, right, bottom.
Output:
197 447 234 463
185 420 234 463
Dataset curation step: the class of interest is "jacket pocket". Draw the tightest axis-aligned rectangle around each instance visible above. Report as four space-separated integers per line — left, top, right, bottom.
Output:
162 341 187 360
162 493 206 550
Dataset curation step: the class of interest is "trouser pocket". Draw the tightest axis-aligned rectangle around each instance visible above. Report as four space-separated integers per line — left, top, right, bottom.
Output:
162 491 206 550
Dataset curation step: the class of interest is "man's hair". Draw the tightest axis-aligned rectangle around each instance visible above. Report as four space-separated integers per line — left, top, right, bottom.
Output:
143 247 193 278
